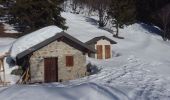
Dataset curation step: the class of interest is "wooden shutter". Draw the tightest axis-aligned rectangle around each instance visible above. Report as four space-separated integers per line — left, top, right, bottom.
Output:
97 45 103 59
105 45 111 59
66 56 74 67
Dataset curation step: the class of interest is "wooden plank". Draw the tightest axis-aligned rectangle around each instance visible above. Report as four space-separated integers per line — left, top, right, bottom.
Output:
0 58 5 85
105 45 111 59
97 45 103 59
44 58 58 83
44 58 49 82
51 58 58 82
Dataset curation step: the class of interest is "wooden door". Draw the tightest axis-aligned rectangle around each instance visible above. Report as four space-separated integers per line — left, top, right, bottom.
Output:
44 57 58 83
105 45 111 59
97 45 103 59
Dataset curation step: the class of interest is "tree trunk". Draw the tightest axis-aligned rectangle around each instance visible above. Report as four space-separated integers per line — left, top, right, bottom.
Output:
98 9 104 27
163 31 167 41
115 22 119 37
163 25 167 41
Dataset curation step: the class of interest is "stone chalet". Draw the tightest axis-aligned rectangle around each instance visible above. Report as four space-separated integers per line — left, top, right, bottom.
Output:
15 30 95 83
86 36 117 59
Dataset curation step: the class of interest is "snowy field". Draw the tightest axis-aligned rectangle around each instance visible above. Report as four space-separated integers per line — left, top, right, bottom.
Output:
0 12 170 100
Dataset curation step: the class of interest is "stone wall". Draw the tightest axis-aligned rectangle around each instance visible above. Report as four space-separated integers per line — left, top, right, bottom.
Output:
29 40 87 82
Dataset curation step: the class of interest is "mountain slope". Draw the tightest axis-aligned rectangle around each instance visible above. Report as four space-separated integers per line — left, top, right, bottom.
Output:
0 12 170 100
62 12 170 100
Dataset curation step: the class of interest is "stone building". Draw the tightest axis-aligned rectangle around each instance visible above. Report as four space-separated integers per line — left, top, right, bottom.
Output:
15 31 95 83
86 36 117 59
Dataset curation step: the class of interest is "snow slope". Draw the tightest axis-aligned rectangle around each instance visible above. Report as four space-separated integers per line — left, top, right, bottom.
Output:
62 12 113 42
0 12 170 100
61 12 170 100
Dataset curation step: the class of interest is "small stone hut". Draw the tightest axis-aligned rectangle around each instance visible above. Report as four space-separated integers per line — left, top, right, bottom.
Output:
14 27 95 83
86 36 117 59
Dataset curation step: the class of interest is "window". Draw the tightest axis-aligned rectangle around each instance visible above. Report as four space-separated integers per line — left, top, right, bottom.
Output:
66 56 74 67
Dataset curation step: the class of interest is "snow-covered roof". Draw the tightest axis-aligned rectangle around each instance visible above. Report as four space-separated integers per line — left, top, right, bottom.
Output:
15 32 96 60
10 26 63 59
86 36 117 44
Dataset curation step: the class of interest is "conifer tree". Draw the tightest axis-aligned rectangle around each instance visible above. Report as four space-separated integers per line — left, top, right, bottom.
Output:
10 0 67 33
0 1 3 16
108 0 136 37
0 0 14 21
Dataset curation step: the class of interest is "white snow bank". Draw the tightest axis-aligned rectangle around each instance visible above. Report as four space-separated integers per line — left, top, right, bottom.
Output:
0 83 129 100
11 26 63 59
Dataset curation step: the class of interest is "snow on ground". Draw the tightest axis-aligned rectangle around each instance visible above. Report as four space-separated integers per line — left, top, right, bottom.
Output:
2 23 18 34
62 12 113 42
0 83 129 100
61 12 170 100
0 38 18 84
10 26 62 59
0 38 15 56
1 12 170 100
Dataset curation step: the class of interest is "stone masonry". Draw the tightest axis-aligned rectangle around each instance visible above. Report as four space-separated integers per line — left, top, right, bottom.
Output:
29 40 87 82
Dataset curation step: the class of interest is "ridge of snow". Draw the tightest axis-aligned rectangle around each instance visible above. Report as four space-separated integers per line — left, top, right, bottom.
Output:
0 83 129 100
10 26 63 59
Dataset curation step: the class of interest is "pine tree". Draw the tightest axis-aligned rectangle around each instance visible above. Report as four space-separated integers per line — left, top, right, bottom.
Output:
10 0 67 33
0 0 6 16
0 1 3 16
71 0 111 27
108 0 136 37
136 0 170 24
0 0 14 22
